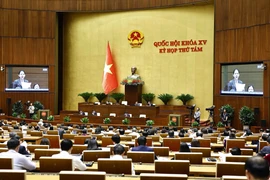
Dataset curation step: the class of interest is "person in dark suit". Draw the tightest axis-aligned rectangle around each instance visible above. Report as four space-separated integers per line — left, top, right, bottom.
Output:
12 70 29 89
131 136 154 152
224 68 244 91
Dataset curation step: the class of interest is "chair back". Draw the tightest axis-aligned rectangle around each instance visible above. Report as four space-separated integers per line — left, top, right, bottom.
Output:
163 138 181 151
39 157 73 172
152 147 169 156
42 135 60 148
225 139 245 153
204 136 217 143
221 175 247 180
91 134 103 140
174 152 203 164
97 158 132 174
0 143 6 148
180 137 192 143
245 136 259 142
120 135 132 142
228 148 253 156
63 134 77 140
34 149 61 160
127 151 155 163
30 131 43 136
140 173 188 180
216 162 245 177
101 136 114 147
71 144 87 154
0 170 26 180
0 148 8 153
198 139 211 147
83 150 110 161
107 145 129 155
226 155 252 162
150 135 160 142
155 160 189 174
27 145 49 153
159 133 168 138
59 171 106 180
190 147 211 157
47 130 59 135
74 135 92 144
0 157 13 169
240 148 253 155
259 141 268 151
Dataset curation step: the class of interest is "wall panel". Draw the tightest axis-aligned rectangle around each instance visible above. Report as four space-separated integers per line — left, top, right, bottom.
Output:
1 93 53 116
252 25 270 61
1 0 213 11
215 0 270 31
1 9 55 38
2 38 55 65
214 0 270 129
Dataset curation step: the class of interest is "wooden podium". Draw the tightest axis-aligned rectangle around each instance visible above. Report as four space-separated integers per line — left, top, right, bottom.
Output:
125 84 142 105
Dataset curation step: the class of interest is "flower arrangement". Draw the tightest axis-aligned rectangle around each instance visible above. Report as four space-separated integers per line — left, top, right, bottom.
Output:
146 120 155 126
64 116 71 122
47 115 54 121
168 120 177 126
103 117 111 124
80 117 89 124
122 118 130 125
121 77 144 85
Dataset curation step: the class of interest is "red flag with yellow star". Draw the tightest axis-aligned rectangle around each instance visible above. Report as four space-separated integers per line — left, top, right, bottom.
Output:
102 42 118 94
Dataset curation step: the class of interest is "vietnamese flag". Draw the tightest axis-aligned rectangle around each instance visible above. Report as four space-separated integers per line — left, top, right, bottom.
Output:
102 42 118 94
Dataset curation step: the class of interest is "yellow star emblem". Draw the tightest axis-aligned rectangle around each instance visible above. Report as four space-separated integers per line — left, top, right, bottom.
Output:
104 63 113 74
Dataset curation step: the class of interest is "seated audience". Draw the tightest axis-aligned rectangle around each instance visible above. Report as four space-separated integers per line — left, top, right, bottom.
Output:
258 137 270 157
40 138 50 146
196 132 203 139
112 144 135 175
178 132 185 137
245 156 269 180
87 138 101 150
256 134 269 153
179 142 190 152
241 129 253 137
111 134 121 145
128 128 140 138
52 139 87 171
132 136 153 152
119 129 125 135
14 135 30 155
230 147 242 155
191 139 200 147
0 138 36 170
168 130 175 138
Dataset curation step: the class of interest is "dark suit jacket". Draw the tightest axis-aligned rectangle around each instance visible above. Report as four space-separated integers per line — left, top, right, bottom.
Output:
131 145 154 152
18 146 31 155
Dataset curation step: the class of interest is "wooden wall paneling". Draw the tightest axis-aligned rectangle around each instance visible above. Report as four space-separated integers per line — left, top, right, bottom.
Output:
213 63 220 96
2 38 55 65
252 25 270 61
1 9 55 38
235 28 252 62
2 93 51 116
215 0 270 31
1 10 22 37
214 31 228 63
263 61 270 98
1 0 214 11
